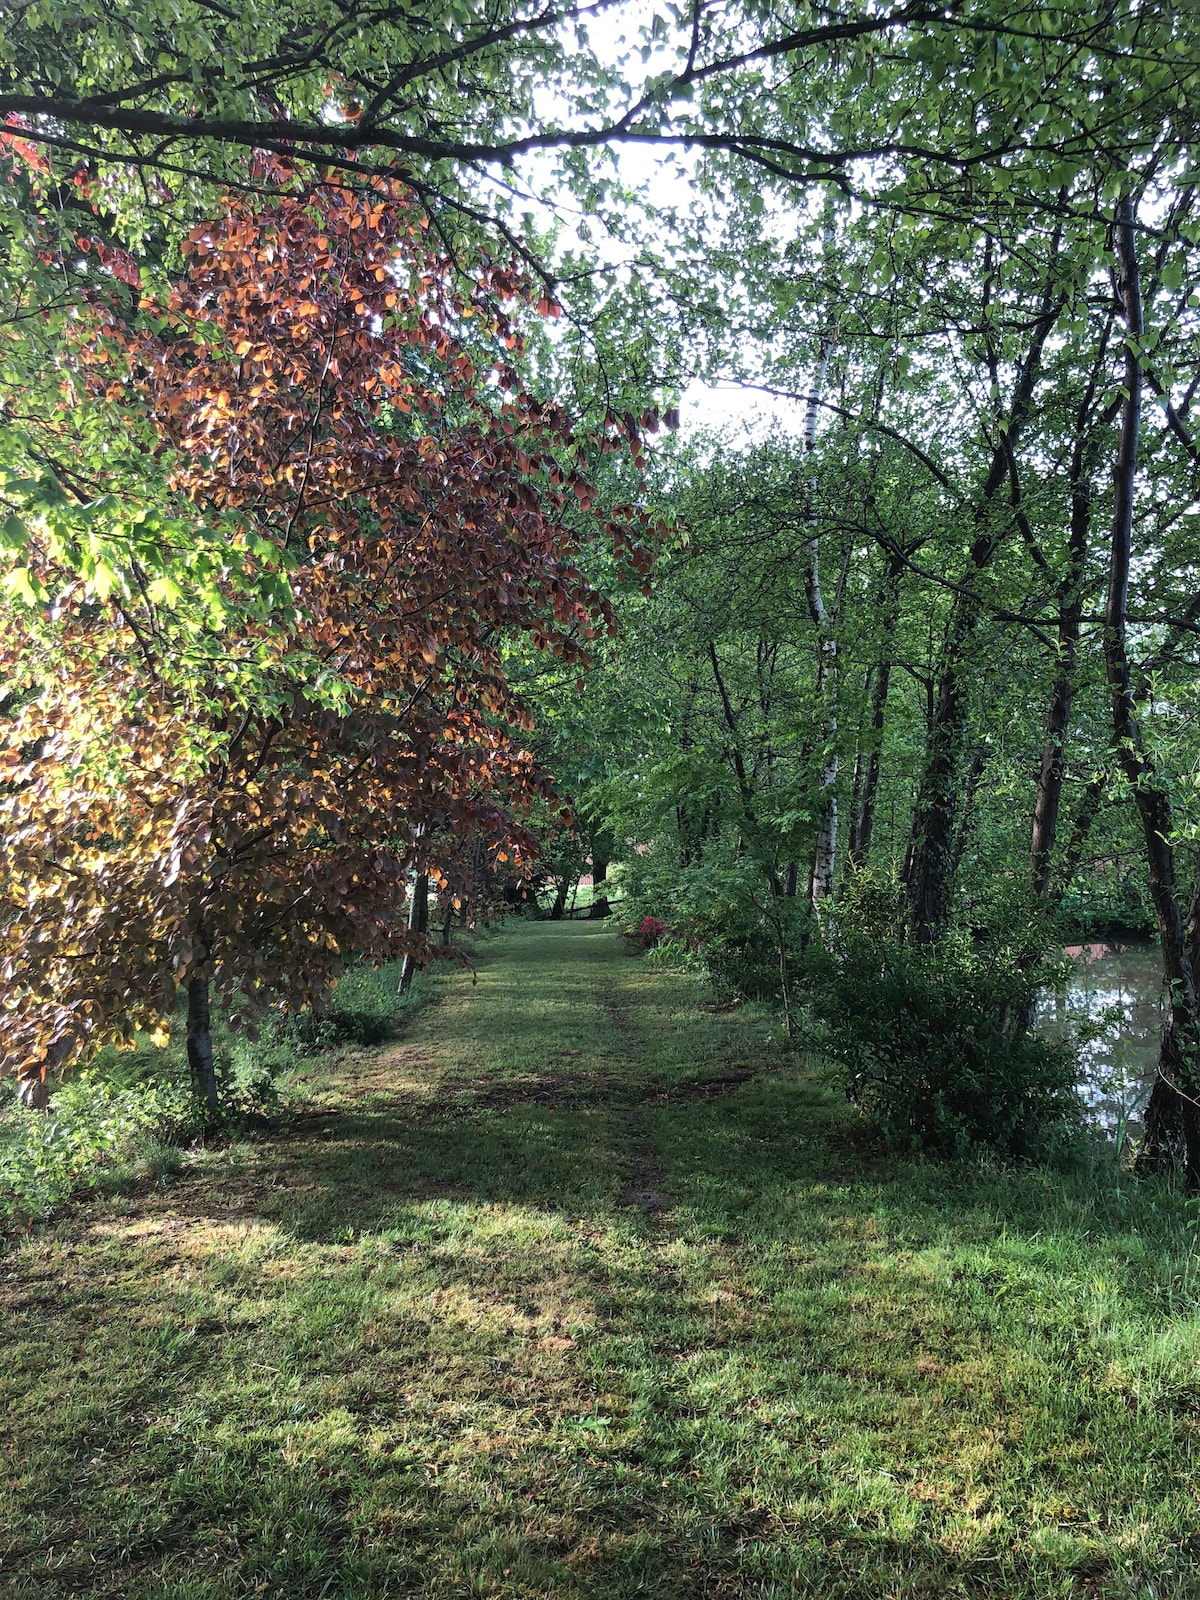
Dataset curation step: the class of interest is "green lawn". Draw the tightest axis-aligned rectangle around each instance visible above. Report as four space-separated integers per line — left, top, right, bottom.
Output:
2 920 1199 1598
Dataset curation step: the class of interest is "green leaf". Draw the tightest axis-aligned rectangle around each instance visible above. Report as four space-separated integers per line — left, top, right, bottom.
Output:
2 565 45 605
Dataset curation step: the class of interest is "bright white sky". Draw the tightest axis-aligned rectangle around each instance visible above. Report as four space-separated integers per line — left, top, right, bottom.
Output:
508 0 809 443
680 378 806 439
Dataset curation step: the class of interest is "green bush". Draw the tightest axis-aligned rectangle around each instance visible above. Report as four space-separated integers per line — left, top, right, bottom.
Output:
272 959 425 1048
0 960 438 1228
615 848 816 1002
98 1010 286 1124
702 899 814 1002
803 886 1082 1157
0 1070 196 1227
0 1011 294 1228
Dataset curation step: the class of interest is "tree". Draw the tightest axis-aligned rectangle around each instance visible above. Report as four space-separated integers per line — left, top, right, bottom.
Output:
0 169 651 1111
0 2 1080 198
1100 193 1200 1183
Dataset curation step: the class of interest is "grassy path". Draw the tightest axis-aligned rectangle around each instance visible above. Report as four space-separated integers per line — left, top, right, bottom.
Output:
3 921 1200 1598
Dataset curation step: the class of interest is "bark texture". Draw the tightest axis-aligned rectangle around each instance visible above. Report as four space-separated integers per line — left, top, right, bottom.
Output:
397 873 429 997
802 334 838 903
1103 195 1200 1185
187 972 219 1123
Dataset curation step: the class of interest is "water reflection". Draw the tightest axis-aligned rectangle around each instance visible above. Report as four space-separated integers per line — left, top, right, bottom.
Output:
1038 942 1162 1138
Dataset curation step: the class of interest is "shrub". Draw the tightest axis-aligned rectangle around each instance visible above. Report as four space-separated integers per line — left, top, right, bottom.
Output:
0 1070 196 1227
705 918 787 1001
96 1011 286 1124
803 896 1082 1157
283 1008 394 1048
272 959 422 1048
0 958 437 1228
695 894 813 1004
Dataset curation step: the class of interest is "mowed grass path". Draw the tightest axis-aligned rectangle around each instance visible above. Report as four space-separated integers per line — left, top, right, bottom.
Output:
3 922 1200 1599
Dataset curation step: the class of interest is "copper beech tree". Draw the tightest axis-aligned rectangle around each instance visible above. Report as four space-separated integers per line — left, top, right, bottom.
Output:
0 171 656 1114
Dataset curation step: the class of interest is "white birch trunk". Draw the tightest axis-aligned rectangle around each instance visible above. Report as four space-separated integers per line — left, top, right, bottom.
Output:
804 332 837 903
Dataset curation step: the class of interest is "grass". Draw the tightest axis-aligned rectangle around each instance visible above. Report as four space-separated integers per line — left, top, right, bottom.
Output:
0 959 432 1229
533 880 623 917
1 920 1199 1597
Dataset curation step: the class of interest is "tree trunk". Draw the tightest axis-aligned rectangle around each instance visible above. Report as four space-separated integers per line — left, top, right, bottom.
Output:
1030 331 1118 899
587 854 610 918
675 684 699 868
549 880 569 920
17 1069 51 1111
846 753 866 866
187 973 219 1124
1030 668 1076 901
1103 194 1200 1185
904 630 974 941
904 244 1064 940
1049 774 1107 910
851 656 892 870
802 332 838 903
849 565 902 872
18 1032 74 1110
398 872 428 997
949 743 988 881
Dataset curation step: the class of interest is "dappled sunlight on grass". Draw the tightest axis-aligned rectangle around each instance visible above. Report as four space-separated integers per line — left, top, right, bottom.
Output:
1 922 1199 1596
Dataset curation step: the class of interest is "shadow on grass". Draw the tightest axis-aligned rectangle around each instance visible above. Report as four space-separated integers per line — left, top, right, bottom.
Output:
4 923 1200 1598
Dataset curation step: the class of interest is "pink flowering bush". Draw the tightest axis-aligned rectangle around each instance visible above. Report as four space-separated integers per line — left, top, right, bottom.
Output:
621 914 668 951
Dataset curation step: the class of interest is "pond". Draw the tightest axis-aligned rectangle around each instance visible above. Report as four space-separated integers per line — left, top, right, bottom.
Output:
1039 941 1162 1139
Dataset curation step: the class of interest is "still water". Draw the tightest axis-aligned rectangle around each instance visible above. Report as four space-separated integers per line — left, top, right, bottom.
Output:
1040 942 1163 1137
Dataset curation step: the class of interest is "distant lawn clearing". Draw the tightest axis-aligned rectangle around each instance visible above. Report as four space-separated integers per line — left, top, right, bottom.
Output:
2 920 1198 1598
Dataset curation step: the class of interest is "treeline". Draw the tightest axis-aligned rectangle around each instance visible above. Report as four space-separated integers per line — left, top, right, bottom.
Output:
556 180 1200 1173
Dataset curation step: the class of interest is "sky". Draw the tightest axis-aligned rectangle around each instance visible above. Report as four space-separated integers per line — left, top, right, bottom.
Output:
506 0 810 443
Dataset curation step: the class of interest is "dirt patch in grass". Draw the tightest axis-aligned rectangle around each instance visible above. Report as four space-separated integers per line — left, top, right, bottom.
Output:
616 1105 673 1216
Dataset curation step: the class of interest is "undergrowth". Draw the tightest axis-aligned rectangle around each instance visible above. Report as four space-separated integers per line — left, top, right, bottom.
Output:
0 960 433 1230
